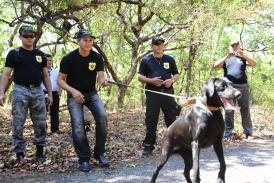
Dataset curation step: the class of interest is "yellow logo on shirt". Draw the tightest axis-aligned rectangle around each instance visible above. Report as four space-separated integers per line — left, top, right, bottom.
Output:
89 62 96 71
36 55 42 63
163 62 170 69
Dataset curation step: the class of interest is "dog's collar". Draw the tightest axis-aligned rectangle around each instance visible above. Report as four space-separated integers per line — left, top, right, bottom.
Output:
196 99 221 111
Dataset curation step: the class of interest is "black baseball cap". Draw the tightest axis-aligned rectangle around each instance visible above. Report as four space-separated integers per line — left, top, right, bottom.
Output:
151 36 165 45
74 29 96 39
19 25 36 36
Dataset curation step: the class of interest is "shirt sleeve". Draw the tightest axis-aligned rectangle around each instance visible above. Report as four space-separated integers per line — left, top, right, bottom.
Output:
170 57 179 75
96 53 105 72
40 51 47 68
5 50 16 68
59 55 69 74
138 58 147 76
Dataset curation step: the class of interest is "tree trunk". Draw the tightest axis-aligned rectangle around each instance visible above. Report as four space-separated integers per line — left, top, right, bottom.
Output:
185 32 198 97
117 85 127 110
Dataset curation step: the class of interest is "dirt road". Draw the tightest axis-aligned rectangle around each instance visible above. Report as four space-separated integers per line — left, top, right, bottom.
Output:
1 137 274 183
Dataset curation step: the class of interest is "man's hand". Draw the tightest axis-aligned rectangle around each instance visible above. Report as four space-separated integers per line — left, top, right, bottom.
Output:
163 78 173 88
151 76 164 87
102 78 113 87
227 46 235 57
47 95 53 106
71 90 85 104
235 49 244 57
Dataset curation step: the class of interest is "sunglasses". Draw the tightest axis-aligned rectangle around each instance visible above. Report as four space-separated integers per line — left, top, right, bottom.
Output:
22 35 36 39
153 42 164 46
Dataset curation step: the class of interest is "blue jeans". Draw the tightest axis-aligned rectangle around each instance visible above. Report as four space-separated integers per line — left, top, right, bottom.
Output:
12 84 47 153
224 83 253 137
67 92 107 161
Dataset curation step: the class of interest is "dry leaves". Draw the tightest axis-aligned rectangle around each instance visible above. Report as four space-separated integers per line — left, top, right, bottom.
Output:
0 105 273 177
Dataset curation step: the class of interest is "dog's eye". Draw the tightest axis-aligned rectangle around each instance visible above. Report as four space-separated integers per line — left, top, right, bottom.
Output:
218 83 226 91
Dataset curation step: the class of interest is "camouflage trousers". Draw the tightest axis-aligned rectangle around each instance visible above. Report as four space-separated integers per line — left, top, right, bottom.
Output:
12 84 47 153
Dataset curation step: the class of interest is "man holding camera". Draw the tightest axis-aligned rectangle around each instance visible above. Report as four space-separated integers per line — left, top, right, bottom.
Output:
213 40 256 140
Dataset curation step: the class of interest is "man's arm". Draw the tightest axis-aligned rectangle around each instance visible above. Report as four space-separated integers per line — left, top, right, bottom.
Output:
213 55 229 69
138 74 152 84
57 72 85 104
244 55 256 67
171 73 180 83
0 67 13 106
162 73 180 88
97 71 111 86
236 50 256 67
138 74 163 87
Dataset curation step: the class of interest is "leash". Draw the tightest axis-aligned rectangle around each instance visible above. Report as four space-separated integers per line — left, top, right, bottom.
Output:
108 81 188 99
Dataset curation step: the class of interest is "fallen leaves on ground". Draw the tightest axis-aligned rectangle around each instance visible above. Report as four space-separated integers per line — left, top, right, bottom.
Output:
0 105 273 177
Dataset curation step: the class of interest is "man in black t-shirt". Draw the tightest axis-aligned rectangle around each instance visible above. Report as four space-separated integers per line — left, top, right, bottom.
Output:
0 25 52 164
58 29 111 172
214 40 256 140
138 36 180 155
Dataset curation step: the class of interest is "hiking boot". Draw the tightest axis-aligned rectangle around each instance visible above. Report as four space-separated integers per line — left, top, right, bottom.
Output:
15 152 25 163
12 152 26 166
79 161 91 172
94 154 110 167
142 144 155 156
36 146 46 162
245 133 255 140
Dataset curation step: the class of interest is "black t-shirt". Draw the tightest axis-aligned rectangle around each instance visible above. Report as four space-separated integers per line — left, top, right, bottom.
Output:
223 55 247 84
138 54 179 91
5 47 47 86
59 49 104 93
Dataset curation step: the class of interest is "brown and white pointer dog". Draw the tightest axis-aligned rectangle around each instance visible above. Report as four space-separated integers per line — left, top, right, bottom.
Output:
151 77 241 183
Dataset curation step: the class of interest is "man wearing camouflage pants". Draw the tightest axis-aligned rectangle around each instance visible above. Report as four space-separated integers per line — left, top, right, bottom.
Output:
0 25 52 164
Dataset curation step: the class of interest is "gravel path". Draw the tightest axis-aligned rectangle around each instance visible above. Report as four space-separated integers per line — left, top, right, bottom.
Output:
2 137 274 183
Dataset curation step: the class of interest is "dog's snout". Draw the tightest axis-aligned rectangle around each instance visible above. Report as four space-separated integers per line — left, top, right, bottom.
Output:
235 90 242 99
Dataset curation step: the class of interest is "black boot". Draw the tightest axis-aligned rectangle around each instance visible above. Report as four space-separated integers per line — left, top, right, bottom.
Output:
14 152 25 164
36 145 46 162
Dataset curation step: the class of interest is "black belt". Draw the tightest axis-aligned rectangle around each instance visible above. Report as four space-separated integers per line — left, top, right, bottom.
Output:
15 82 40 88
43 90 58 93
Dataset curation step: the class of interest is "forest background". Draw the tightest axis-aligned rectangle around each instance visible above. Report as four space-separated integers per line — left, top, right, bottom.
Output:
0 0 273 110
0 0 274 175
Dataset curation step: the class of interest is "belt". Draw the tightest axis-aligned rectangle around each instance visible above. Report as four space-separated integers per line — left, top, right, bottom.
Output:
159 88 173 93
15 82 40 88
43 90 58 93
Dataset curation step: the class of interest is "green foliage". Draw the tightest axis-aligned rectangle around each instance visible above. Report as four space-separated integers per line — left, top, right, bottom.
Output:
0 0 273 110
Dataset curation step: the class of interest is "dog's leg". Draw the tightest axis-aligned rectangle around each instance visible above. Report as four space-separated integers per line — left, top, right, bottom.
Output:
213 140 226 183
179 150 193 183
191 140 201 183
150 138 172 183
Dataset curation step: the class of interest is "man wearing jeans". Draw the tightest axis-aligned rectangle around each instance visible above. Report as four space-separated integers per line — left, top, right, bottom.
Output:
214 40 256 139
58 29 111 172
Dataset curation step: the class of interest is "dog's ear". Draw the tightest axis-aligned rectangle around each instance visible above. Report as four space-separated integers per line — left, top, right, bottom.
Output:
221 77 232 84
203 78 215 97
